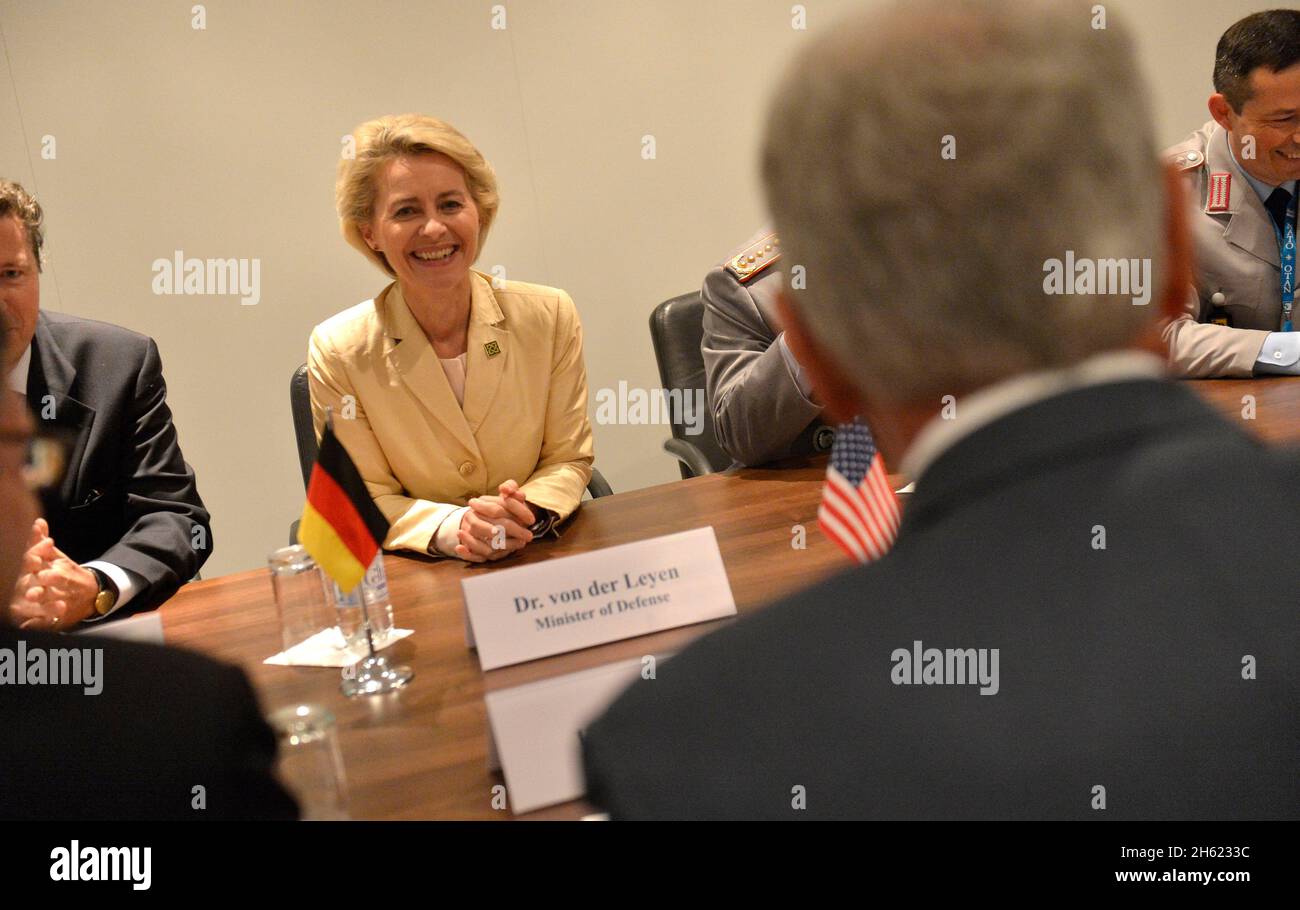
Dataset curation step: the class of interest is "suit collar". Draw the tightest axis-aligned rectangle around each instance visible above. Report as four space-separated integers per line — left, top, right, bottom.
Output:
29 312 78 401
379 269 505 340
28 312 96 504
900 351 1165 482
899 379 1234 539
381 271 510 455
1206 123 1280 268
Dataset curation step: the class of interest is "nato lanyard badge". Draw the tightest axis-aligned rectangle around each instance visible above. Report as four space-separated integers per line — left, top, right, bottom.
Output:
1275 190 1296 333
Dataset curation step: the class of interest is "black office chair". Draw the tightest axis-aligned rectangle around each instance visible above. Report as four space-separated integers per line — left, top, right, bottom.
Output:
288 364 613 543
289 363 317 491
648 292 733 479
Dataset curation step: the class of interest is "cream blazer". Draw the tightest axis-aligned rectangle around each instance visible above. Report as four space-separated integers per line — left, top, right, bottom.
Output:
307 271 594 554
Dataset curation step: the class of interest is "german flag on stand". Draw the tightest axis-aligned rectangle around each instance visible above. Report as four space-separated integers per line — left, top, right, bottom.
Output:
299 423 390 594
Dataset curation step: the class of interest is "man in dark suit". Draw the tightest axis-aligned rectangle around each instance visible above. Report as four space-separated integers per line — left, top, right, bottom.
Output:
582 0 1300 819
1 179 210 627
0 353 296 820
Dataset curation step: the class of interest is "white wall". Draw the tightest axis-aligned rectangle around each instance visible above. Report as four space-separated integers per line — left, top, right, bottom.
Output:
0 0 1270 577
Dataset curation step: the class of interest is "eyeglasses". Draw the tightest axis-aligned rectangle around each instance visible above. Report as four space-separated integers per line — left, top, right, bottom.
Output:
0 428 68 492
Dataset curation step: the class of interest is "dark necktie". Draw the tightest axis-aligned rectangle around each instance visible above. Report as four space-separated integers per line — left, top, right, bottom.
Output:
1264 186 1292 235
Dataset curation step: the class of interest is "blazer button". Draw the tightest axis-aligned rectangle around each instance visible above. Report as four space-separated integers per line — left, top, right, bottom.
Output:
1210 291 1226 305
814 426 836 452
459 461 475 476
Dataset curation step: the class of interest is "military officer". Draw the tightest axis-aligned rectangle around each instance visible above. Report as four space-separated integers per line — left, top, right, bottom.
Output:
701 227 835 466
1162 9 1300 378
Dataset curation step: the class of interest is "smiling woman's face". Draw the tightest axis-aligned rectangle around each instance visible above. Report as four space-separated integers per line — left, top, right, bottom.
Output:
362 153 481 297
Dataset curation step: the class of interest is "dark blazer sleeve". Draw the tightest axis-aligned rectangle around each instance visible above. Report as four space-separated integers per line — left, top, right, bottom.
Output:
96 337 211 612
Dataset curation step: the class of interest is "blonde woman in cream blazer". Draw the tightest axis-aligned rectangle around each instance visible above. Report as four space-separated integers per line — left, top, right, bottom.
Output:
309 114 593 561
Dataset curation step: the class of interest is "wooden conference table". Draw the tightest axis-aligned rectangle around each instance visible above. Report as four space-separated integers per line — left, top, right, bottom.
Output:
160 378 1300 820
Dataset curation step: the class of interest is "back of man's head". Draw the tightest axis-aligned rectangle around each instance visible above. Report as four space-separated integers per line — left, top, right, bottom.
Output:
763 0 1167 408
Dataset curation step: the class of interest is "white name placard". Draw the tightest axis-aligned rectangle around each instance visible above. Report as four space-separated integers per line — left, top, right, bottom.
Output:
74 610 165 645
485 655 654 814
462 526 736 671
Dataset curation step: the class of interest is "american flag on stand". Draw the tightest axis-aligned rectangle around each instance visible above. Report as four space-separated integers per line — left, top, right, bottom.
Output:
818 418 900 563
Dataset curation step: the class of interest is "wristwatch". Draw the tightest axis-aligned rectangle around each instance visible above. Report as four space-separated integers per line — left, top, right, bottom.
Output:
88 567 119 617
528 507 558 538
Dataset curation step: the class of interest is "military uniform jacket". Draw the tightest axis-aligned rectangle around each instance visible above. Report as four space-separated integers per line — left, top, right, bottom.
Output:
1163 120 1288 378
700 228 834 466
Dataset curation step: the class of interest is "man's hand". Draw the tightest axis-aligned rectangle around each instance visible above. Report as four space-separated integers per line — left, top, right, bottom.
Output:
7 518 98 630
454 480 536 563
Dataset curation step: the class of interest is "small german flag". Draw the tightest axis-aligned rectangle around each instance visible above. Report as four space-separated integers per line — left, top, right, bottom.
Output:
299 423 390 594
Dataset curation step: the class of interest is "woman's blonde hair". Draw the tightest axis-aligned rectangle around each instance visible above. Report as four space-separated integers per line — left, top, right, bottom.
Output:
336 114 499 277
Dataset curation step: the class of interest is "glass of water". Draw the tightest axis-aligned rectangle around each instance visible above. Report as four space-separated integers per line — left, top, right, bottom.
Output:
268 704 349 821
267 545 333 653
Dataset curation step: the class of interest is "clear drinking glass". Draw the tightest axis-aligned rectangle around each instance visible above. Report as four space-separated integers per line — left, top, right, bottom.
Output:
268 704 349 821
268 545 333 653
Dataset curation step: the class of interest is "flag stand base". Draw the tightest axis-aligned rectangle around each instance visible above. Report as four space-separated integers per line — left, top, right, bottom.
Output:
341 655 413 697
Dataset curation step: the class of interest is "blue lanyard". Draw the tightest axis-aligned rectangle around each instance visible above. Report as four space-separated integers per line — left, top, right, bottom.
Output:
1269 189 1297 332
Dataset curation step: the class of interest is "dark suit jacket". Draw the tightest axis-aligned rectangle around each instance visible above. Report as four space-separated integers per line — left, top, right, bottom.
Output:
0 624 297 819
28 311 211 616
582 379 1300 819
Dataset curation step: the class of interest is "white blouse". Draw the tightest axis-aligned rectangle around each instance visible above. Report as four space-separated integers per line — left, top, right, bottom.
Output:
438 352 468 408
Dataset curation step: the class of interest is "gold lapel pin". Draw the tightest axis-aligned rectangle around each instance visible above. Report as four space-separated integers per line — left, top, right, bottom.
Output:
484 340 501 358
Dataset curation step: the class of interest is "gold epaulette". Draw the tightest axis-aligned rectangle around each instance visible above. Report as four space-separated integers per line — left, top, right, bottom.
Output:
724 232 781 283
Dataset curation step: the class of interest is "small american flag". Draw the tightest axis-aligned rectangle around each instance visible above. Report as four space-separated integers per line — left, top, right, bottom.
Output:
818 418 900 563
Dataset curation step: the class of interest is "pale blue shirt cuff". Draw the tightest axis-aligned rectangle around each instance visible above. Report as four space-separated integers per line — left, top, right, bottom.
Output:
1255 332 1300 375
776 332 816 399
80 560 142 620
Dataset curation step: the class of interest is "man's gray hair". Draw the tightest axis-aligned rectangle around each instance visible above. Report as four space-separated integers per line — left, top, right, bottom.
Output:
762 0 1166 406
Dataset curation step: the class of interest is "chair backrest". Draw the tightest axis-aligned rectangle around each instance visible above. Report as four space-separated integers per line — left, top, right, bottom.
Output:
290 364 318 490
647 292 732 476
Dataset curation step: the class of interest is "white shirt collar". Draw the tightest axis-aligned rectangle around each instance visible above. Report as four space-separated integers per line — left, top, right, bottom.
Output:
6 343 31 395
899 350 1167 483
